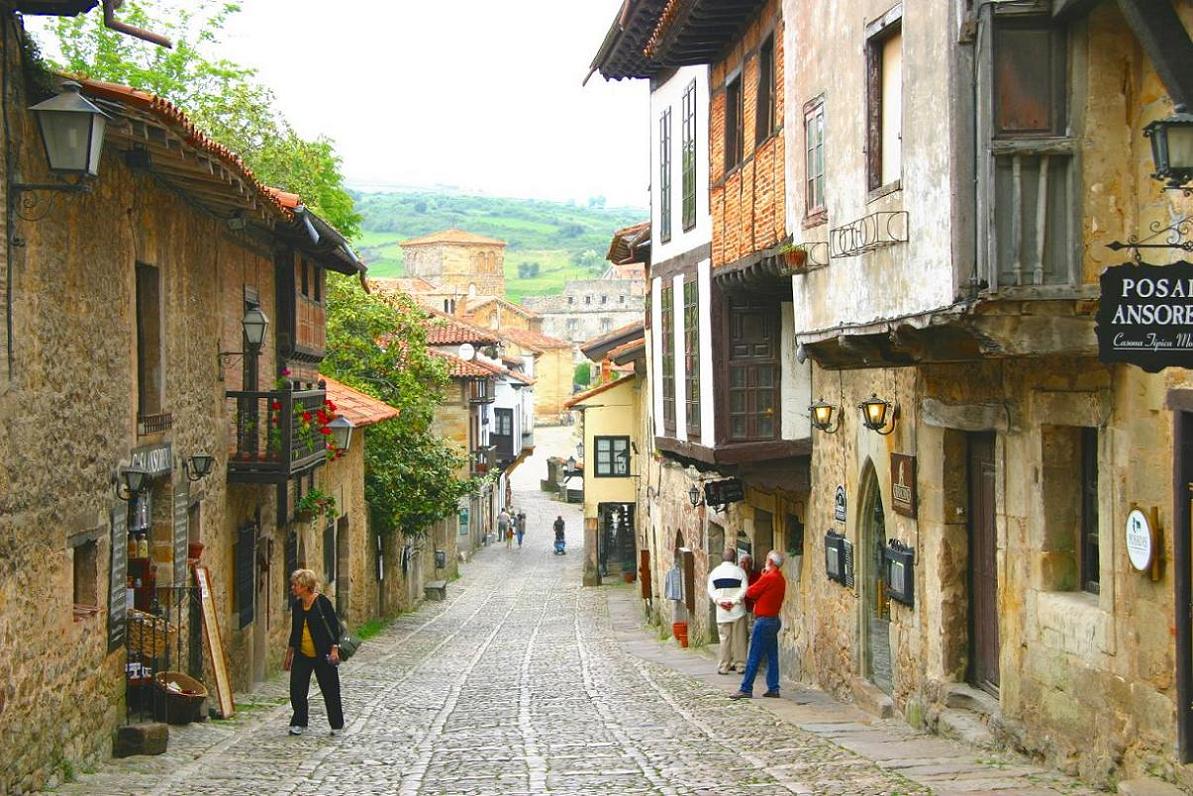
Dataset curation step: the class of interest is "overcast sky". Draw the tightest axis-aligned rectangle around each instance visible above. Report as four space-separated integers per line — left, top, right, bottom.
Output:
220 1 651 208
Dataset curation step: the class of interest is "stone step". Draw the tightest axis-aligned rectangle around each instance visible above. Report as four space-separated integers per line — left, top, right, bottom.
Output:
937 707 999 750
1117 777 1187 795
851 677 894 719
945 683 1000 719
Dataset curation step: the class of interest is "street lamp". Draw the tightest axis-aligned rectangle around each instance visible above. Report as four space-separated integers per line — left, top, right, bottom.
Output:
688 484 704 508
328 415 355 452
565 455 577 476
809 398 841 433
31 80 108 179
1145 108 1193 192
218 305 271 378
183 453 215 482
115 466 149 501
858 394 897 435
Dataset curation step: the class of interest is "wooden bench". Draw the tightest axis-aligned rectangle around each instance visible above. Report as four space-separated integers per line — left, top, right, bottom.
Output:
424 580 448 601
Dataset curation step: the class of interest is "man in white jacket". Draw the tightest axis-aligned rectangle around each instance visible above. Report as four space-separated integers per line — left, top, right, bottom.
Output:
707 548 749 675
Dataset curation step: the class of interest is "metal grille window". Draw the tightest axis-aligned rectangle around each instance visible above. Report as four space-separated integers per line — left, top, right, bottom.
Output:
725 73 744 171
595 436 630 477
804 100 825 215
682 79 697 231
755 35 776 145
726 296 779 442
659 108 672 244
683 280 700 438
661 286 676 435
1080 427 1099 594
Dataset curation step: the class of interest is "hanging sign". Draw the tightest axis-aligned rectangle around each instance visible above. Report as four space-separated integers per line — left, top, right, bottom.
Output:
129 442 173 477
1125 507 1155 572
834 485 847 523
107 506 129 653
704 478 744 508
890 454 917 518
172 482 190 586
1096 261 1193 373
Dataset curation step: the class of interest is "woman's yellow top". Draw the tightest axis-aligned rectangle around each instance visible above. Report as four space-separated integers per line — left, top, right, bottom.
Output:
299 618 316 658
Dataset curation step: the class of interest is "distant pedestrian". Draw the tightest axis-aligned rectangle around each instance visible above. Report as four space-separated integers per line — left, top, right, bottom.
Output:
284 569 345 736
553 515 566 555
499 509 512 549
516 511 526 548
730 551 787 700
707 549 748 675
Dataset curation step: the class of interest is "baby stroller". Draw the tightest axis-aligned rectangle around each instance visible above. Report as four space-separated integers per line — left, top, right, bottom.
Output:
553 535 566 555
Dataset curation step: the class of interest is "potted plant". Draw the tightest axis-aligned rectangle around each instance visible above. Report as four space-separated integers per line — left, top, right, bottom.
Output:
295 488 336 523
778 241 808 271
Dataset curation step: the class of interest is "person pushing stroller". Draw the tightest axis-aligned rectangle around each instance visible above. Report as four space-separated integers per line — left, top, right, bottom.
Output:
553 515 566 555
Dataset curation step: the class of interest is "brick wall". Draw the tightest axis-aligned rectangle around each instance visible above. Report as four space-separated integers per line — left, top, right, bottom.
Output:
709 0 786 268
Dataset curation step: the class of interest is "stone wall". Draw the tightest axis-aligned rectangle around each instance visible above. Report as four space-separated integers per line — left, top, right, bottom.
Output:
402 241 505 297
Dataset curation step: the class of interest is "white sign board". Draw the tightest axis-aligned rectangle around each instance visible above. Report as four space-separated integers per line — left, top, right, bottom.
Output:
1125 508 1154 572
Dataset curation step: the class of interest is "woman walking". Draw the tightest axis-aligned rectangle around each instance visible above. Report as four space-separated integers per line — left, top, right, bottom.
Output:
284 569 345 736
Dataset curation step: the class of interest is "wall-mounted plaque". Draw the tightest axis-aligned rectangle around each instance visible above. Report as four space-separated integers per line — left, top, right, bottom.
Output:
834 485 847 523
890 454 917 518
1125 507 1155 572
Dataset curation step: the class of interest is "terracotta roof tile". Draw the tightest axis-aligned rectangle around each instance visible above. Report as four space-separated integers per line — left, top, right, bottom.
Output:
321 376 399 428
431 350 496 379
422 310 501 346
500 327 572 352
400 228 507 247
609 338 646 363
371 276 440 294
565 374 636 409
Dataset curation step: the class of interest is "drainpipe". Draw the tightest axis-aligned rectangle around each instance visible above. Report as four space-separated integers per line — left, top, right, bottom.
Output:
102 0 172 49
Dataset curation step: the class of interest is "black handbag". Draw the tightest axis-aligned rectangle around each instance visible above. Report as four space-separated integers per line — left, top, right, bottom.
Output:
315 598 359 662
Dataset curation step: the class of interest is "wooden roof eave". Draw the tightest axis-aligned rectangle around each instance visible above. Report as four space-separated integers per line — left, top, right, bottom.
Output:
648 0 768 66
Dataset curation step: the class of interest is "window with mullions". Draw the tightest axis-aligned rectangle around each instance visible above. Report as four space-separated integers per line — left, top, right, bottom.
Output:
755 35 776 145
726 296 779 442
594 436 630 477
804 99 826 217
661 286 676 435
725 73 744 171
659 108 672 244
682 80 697 231
683 280 700 438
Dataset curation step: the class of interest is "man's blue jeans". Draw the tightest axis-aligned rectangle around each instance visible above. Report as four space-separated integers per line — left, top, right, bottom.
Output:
739 615 781 694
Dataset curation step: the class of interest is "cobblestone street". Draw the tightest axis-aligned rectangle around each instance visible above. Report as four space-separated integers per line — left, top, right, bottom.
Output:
47 431 1096 796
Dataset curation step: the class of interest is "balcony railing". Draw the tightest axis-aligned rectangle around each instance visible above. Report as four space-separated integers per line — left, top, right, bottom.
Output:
225 389 327 483
470 446 496 478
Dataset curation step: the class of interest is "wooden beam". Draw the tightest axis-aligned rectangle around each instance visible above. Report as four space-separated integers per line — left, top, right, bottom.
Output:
1115 0 1193 109
1053 0 1103 20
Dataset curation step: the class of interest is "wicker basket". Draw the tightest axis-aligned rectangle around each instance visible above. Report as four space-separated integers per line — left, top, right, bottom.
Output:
126 609 178 659
153 671 207 725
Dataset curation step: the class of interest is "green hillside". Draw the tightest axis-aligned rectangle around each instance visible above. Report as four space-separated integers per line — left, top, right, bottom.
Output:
354 191 647 302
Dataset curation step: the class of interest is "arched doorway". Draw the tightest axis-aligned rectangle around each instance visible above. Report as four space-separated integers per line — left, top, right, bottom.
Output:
859 461 892 694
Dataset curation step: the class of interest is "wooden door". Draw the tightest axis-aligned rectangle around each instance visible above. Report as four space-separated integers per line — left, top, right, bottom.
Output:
968 432 1000 694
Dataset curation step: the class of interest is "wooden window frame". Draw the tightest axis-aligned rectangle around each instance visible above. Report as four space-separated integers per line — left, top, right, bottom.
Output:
1080 426 1099 594
723 294 780 443
659 108 673 244
494 407 513 437
683 279 700 439
682 79 697 231
135 262 164 418
725 71 744 172
803 97 827 224
865 8 903 194
594 435 631 478
755 34 776 146
992 15 1069 139
661 286 676 436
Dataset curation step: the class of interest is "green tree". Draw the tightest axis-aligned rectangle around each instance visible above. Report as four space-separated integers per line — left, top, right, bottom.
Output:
573 362 591 387
321 276 478 537
44 0 361 238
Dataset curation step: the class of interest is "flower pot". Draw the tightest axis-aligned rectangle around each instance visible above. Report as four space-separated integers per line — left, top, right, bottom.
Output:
622 572 635 584
295 509 315 523
672 621 689 648
783 248 807 270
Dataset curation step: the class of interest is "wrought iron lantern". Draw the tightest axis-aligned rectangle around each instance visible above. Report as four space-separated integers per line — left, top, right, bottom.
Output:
1145 108 1193 191
115 466 149 501
31 80 108 178
809 398 840 433
688 484 703 508
858 394 897 435
184 453 215 482
242 305 269 351
328 416 355 453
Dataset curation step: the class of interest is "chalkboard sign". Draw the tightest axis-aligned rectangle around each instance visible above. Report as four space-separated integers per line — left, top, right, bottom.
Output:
108 506 128 652
172 482 190 587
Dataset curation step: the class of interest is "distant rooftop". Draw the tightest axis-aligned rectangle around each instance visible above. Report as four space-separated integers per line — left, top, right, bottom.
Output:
400 229 507 247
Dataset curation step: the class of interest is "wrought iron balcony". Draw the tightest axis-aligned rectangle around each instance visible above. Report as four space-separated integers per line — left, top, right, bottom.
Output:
225 389 328 484
470 445 496 477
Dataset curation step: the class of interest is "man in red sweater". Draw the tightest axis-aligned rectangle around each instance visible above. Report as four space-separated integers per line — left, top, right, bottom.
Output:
730 550 786 699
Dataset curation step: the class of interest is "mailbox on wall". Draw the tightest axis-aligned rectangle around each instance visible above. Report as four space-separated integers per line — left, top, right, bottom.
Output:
883 539 915 607
824 531 854 587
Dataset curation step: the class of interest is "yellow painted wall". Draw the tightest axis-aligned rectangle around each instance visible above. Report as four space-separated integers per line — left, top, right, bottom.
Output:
581 376 641 520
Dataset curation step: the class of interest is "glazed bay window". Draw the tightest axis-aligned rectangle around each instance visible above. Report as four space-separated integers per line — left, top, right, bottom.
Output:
594 435 630 477
682 79 697 231
726 296 779 442
804 99 825 220
683 280 700 438
865 8 902 192
661 285 676 436
982 14 1076 288
659 108 672 243
725 72 744 171
755 34 776 145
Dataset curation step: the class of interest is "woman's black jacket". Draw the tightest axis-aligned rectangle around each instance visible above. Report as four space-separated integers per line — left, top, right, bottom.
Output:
289 593 341 658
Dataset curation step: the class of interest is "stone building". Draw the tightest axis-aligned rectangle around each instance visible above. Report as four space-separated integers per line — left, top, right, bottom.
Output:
521 278 645 354
399 228 506 298
591 0 810 656
0 15 367 789
778 0 1193 789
